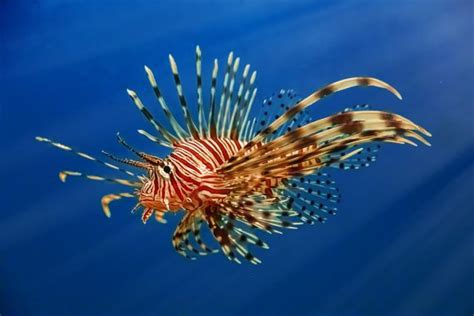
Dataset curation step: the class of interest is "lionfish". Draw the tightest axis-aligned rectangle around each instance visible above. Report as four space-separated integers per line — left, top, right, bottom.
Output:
36 46 431 264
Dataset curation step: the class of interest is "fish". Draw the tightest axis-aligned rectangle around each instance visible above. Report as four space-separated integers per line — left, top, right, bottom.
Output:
36 46 431 264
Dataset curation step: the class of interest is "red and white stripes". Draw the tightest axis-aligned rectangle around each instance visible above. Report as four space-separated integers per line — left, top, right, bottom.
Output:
141 138 245 211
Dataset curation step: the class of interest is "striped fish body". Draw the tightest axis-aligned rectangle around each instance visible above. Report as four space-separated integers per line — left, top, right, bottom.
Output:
36 46 431 264
150 137 294 213
142 137 245 212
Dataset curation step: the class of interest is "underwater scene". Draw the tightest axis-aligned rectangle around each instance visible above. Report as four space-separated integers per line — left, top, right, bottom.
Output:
1 0 473 315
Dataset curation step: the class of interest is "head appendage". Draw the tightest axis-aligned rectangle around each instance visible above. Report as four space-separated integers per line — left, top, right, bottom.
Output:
101 151 150 170
115 133 163 166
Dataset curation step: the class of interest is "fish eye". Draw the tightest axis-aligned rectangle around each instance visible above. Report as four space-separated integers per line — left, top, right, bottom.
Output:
158 163 173 179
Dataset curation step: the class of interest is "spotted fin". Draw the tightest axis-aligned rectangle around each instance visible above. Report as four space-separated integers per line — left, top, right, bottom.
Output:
172 193 303 264
218 105 430 235
327 104 381 170
281 171 340 225
327 143 381 170
254 89 310 142
220 109 430 179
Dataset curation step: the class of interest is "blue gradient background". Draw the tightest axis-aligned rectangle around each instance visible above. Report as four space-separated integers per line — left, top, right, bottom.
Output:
1 1 473 315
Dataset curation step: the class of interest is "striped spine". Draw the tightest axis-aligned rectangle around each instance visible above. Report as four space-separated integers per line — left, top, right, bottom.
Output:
36 46 431 265
144 65 189 140
208 59 219 138
127 89 176 147
169 54 200 139
216 52 233 134
228 64 250 139
220 57 240 137
195 46 205 135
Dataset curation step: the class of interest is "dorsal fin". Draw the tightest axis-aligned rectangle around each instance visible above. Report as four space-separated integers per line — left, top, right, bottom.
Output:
243 117 257 142
228 64 250 139
255 89 306 142
225 77 403 167
144 65 189 140
137 48 258 143
219 56 240 137
169 54 200 139
216 52 234 135
246 77 402 147
236 71 257 140
126 89 177 147
208 59 219 138
220 57 240 137
195 46 206 136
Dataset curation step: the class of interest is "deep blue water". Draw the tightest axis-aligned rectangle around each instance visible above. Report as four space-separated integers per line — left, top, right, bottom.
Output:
1 1 473 315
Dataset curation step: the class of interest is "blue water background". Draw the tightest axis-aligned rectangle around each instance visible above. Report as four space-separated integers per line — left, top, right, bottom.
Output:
1 0 473 315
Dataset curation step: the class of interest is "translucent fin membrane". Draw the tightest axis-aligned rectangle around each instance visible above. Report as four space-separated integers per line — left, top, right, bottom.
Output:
229 77 404 163
328 144 381 170
255 89 308 142
36 46 431 265
281 172 340 225
220 109 430 176
328 104 381 170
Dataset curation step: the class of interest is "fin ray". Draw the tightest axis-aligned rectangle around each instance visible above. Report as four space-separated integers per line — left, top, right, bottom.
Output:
169 54 200 139
144 65 189 140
